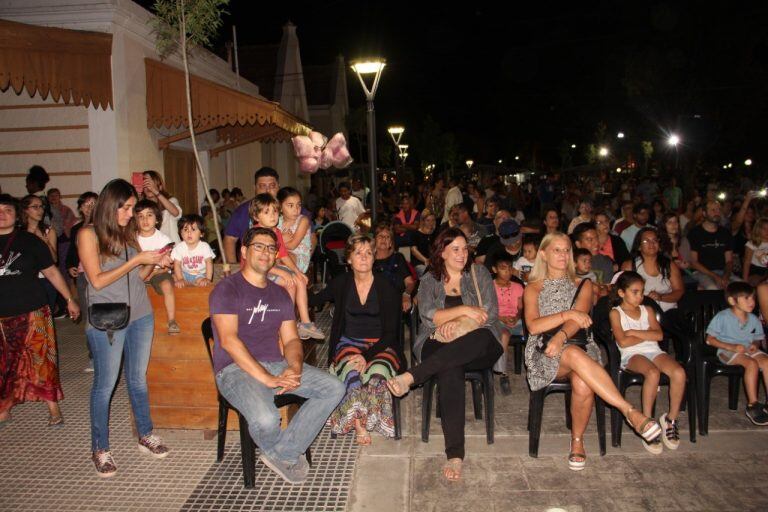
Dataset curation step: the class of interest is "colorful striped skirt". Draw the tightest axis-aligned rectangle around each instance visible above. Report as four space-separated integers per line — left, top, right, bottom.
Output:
328 335 401 438
0 306 63 413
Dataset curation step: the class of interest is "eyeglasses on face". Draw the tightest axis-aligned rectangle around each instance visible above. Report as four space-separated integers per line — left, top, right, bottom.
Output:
27 204 44 210
247 242 278 254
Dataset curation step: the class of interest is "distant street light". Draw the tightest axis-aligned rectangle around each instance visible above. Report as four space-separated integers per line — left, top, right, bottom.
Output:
466 160 474 169
387 126 404 145
514 155 520 161
617 132 625 139
745 158 753 166
598 147 609 157
667 134 680 146
571 144 577 149
351 58 386 224
498 159 503 164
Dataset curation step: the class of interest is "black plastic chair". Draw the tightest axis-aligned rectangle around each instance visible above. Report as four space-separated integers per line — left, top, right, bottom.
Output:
527 378 607 458
597 312 697 446
201 318 311 488
688 293 746 435
411 305 495 445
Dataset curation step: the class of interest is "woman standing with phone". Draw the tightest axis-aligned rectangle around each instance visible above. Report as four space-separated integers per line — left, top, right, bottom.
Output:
78 179 172 478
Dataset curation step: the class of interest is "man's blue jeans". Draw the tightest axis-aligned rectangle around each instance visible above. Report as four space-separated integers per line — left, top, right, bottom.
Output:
216 361 345 464
87 314 155 451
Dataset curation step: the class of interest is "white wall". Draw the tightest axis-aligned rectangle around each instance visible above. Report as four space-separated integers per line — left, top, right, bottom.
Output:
0 88 91 210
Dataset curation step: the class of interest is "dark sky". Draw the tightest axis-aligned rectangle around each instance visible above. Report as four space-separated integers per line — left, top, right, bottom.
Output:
143 1 768 170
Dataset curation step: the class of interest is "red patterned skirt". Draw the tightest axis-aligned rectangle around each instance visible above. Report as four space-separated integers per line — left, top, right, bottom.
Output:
0 306 63 412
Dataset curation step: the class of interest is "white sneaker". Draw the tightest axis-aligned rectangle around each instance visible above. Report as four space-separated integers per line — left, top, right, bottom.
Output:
660 413 680 450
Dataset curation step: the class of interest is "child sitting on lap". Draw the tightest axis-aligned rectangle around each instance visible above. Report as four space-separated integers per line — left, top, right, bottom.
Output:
249 194 324 341
172 214 215 288
706 281 768 426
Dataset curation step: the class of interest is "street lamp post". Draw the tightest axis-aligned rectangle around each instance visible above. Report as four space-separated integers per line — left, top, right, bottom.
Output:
351 59 386 224
387 126 404 185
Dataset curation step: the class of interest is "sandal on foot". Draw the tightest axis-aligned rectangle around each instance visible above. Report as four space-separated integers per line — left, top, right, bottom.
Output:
355 431 372 446
47 414 64 428
0 414 11 429
442 458 462 481
386 374 412 397
568 437 586 471
626 407 661 442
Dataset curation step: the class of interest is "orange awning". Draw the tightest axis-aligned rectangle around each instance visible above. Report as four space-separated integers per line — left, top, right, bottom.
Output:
145 58 311 153
0 19 113 109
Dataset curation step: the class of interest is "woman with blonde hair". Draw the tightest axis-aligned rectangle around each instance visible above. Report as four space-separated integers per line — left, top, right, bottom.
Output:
524 232 661 471
742 217 768 286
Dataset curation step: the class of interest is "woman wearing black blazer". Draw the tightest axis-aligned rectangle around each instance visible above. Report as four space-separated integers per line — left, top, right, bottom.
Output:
309 234 404 445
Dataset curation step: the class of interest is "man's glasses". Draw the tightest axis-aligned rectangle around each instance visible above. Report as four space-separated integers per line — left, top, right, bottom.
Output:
247 242 278 254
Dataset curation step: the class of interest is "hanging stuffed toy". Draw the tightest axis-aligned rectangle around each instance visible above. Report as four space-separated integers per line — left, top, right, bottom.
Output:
292 131 353 174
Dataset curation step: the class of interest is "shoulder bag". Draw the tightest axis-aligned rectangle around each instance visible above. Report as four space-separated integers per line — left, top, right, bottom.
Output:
88 249 131 343
537 278 591 352
433 265 483 343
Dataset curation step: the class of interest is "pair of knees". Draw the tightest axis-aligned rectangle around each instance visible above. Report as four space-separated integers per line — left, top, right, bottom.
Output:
741 356 768 374
642 365 686 385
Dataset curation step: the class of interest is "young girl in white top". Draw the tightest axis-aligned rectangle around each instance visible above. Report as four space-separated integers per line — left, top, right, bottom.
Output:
171 214 215 287
743 217 768 286
609 271 686 454
277 187 312 274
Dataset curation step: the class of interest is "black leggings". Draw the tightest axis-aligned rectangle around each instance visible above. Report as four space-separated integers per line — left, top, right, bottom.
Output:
412 328 502 460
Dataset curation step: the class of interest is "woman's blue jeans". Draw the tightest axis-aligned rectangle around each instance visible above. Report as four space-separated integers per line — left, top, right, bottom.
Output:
86 314 154 451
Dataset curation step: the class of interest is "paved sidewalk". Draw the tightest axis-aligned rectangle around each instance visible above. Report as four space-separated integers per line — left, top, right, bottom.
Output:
2 316 768 511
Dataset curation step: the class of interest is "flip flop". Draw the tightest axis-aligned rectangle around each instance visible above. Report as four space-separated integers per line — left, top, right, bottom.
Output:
48 415 65 428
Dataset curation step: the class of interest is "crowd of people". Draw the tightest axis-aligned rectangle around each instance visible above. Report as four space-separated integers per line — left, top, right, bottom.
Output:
3 163 768 484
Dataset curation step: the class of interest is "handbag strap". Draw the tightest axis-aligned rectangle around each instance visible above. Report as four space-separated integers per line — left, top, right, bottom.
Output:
569 277 589 308
471 264 482 308
85 246 131 306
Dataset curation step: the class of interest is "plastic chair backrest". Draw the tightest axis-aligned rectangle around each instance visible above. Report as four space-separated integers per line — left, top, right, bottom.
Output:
201 317 215 370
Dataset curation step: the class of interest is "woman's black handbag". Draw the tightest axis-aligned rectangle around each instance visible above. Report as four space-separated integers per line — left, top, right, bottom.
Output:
88 250 130 342
538 278 591 352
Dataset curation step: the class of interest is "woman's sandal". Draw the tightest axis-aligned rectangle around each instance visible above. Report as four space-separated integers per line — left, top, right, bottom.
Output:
355 431 372 446
625 406 661 442
47 414 64 428
568 437 586 471
442 458 462 482
0 414 11 429
386 374 412 398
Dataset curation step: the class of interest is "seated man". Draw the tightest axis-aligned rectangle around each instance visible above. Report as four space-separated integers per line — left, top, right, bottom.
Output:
210 227 345 485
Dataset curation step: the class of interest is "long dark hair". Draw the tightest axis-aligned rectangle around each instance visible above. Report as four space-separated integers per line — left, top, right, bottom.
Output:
93 179 139 258
610 270 645 307
428 227 471 282
630 226 671 280
20 194 48 233
658 212 679 256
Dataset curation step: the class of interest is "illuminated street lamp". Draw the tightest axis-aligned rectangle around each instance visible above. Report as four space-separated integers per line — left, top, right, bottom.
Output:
387 126 404 146
466 159 474 169
571 144 577 149
398 144 409 157
351 58 386 224
617 132 625 139
745 158 753 166
514 155 520 161
498 159 503 164
667 134 680 146
598 147 609 157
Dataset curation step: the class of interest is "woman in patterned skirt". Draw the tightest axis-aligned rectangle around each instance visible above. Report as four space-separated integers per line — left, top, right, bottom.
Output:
0 194 80 428
309 234 405 444
524 232 661 471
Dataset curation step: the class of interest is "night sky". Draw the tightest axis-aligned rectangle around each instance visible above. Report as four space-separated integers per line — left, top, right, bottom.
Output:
142 1 768 171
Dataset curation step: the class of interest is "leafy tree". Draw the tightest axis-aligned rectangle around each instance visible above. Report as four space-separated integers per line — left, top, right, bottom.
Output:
151 0 230 266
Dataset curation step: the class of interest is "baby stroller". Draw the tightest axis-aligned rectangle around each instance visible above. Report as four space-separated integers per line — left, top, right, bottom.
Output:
316 221 354 287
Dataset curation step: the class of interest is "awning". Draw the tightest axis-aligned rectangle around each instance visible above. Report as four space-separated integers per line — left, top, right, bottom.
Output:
145 58 311 155
0 19 113 109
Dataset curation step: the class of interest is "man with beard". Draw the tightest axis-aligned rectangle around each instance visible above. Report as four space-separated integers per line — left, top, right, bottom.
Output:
687 200 736 290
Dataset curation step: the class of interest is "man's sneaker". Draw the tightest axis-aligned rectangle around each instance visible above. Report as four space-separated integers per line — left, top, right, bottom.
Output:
660 413 680 450
92 450 117 478
641 436 663 455
259 453 308 484
167 320 181 335
746 403 768 426
499 374 512 396
138 433 170 459
297 322 325 340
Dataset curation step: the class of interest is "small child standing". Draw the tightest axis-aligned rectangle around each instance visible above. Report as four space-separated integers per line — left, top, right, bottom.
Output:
706 281 768 426
512 237 538 283
172 214 215 288
249 194 324 340
492 253 524 396
135 199 179 334
609 271 685 453
277 187 312 273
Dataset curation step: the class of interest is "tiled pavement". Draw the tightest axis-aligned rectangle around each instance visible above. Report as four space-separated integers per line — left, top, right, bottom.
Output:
2 313 768 511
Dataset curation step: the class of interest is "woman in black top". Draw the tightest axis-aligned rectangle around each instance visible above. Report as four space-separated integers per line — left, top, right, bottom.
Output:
0 194 79 428
372 222 415 312
65 192 98 324
309 235 404 445
410 209 437 276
